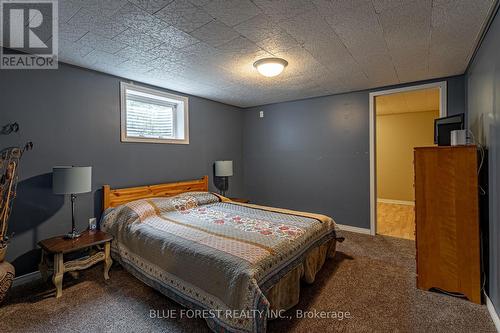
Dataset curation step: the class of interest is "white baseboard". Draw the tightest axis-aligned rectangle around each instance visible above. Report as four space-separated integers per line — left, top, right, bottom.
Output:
336 224 372 235
377 198 415 206
12 270 42 288
486 294 500 332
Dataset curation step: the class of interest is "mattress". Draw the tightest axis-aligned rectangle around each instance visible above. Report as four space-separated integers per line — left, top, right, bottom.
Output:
101 192 338 333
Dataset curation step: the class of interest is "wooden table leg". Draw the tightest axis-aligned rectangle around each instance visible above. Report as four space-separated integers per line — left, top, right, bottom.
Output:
38 250 49 282
52 253 64 298
104 242 112 280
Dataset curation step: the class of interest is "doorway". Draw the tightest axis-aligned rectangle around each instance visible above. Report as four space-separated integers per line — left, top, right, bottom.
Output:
369 82 447 237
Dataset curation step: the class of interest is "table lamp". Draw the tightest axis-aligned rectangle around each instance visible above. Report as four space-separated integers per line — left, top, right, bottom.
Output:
53 166 92 239
214 160 233 196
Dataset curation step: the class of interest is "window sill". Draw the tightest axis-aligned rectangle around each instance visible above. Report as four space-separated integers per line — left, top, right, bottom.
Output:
120 136 190 144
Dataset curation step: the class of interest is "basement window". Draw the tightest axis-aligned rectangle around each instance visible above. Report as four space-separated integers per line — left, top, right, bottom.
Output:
120 82 189 144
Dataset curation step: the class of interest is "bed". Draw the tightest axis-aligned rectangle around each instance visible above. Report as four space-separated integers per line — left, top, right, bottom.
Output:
100 176 341 333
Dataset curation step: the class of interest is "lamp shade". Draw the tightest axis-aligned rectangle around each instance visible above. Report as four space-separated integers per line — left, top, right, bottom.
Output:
215 160 233 177
53 166 92 194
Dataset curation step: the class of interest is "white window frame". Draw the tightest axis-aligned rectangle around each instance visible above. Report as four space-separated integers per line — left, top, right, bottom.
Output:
120 82 189 144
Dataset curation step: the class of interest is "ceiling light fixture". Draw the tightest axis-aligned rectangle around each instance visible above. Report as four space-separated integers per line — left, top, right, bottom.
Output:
253 58 288 77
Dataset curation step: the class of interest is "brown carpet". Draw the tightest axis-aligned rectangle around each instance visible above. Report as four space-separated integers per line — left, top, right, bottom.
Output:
1 232 496 332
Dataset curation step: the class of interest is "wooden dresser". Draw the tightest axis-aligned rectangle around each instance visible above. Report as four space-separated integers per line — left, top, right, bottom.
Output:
414 146 481 304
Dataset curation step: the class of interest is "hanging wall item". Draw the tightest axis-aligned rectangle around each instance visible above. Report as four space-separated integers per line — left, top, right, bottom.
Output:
0 147 22 249
0 148 21 304
0 123 33 303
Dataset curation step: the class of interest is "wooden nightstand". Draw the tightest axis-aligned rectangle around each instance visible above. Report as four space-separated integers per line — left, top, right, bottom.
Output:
38 230 113 298
230 198 250 203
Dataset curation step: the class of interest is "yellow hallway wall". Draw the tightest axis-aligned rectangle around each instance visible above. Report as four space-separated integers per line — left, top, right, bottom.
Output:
376 110 438 202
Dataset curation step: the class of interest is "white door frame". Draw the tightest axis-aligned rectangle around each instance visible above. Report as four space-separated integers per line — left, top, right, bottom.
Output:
368 81 448 236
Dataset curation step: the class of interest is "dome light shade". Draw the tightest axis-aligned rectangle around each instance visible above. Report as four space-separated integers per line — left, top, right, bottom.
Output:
253 58 288 77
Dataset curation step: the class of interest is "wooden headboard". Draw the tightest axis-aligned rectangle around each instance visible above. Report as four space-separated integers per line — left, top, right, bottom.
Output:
103 176 208 211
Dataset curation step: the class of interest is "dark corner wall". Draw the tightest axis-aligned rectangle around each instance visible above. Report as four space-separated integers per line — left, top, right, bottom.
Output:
242 76 466 230
0 63 245 275
467 5 500 317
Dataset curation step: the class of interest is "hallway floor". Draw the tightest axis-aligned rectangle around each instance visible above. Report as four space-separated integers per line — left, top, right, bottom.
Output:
377 202 415 240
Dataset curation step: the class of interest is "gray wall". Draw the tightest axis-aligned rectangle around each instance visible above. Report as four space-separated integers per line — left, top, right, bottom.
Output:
243 76 466 229
0 63 244 275
0 60 467 277
467 7 500 317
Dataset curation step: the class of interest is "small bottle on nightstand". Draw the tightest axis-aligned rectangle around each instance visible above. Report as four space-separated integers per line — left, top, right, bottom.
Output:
89 218 97 231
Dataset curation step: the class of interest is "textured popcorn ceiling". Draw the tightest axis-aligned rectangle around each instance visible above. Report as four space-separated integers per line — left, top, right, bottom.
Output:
54 0 495 107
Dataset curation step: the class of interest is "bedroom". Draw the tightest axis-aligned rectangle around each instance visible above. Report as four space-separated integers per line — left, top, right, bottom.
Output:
0 0 499 332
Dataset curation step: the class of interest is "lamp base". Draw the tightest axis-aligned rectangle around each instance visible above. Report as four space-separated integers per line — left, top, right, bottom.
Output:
64 231 81 239
65 194 81 239
215 176 229 197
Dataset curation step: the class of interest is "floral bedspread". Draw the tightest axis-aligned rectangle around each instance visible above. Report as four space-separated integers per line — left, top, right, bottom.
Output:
101 192 336 333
